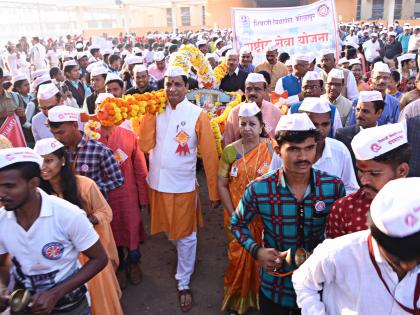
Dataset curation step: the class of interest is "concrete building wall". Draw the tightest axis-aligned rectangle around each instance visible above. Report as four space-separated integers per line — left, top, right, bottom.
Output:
361 0 374 20
206 0 256 28
401 0 415 19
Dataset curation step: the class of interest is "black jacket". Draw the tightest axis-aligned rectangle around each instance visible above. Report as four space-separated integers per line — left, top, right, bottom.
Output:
219 69 248 93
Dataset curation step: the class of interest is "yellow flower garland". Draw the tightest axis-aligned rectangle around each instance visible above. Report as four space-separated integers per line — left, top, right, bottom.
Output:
170 44 215 88
87 90 167 129
210 92 242 155
213 61 228 84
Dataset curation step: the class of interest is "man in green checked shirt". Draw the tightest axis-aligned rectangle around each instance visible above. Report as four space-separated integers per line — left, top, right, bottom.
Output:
231 113 346 315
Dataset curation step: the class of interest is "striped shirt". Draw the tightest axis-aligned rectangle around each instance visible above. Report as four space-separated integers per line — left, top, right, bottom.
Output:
231 168 345 308
68 133 124 198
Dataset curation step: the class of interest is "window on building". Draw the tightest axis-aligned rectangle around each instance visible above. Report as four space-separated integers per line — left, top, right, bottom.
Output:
202 6 206 26
356 0 361 20
372 0 384 19
415 0 420 18
394 0 402 19
87 21 99 29
102 20 113 28
166 8 172 27
181 7 191 26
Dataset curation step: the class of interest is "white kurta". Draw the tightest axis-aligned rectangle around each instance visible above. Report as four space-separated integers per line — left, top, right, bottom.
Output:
147 98 202 193
292 230 420 315
31 43 47 70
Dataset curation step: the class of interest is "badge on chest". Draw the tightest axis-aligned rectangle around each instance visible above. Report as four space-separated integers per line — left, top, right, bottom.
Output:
175 122 191 156
115 148 128 165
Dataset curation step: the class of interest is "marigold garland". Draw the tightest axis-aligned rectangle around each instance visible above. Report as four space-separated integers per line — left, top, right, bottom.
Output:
169 44 215 88
84 120 101 140
213 61 228 84
210 92 242 155
95 90 167 127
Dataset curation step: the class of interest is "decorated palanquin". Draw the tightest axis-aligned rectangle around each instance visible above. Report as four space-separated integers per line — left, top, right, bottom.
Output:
81 44 285 155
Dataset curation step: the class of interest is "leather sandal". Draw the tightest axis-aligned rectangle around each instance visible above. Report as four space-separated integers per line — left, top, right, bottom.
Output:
178 289 193 312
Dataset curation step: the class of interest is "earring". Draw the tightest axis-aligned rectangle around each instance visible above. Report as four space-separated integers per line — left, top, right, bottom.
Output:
62 163 65 166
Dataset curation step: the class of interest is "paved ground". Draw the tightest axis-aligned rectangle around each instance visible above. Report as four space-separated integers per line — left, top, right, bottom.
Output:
121 170 259 315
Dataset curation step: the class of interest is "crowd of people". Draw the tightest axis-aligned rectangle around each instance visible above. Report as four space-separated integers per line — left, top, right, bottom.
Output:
0 19 419 315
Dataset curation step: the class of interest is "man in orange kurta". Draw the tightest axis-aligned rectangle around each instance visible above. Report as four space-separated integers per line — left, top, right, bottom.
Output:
138 66 220 312
223 73 283 146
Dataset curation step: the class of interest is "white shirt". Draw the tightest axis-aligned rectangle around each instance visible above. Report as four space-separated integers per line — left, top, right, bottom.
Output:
47 50 60 68
362 39 381 63
408 34 420 52
345 70 359 102
31 43 47 70
292 230 420 315
0 189 98 293
345 34 359 44
270 137 359 194
5 52 18 75
32 112 53 141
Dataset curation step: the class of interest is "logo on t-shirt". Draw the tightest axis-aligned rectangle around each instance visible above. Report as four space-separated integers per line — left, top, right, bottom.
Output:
42 242 64 260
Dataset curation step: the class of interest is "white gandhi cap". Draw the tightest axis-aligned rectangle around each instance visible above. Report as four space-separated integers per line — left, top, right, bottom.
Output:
12 74 27 83
34 138 64 156
133 64 148 73
239 47 251 55
90 66 109 77
105 73 123 85
397 53 416 63
238 102 261 117
63 60 78 68
370 177 420 237
245 73 266 84
328 68 344 80
275 113 316 132
32 74 51 90
349 59 361 67
48 105 81 122
86 61 105 73
299 97 331 113
358 90 383 103
38 83 60 100
32 69 49 80
0 147 43 169
95 93 115 105
154 51 165 62
125 55 143 65
351 123 407 161
372 62 391 74
302 71 322 82
165 66 187 77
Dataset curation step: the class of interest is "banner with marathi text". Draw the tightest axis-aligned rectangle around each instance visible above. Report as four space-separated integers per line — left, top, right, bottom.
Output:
231 0 338 65
0 114 26 147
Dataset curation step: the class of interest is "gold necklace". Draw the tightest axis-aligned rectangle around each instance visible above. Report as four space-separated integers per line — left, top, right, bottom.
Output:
241 139 261 183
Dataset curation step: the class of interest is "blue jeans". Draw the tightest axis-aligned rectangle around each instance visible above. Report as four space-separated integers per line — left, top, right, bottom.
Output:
118 246 141 269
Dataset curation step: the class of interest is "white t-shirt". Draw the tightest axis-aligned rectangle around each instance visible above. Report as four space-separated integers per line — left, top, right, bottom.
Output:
292 230 420 315
47 50 60 68
362 40 381 63
5 52 18 75
270 137 359 194
0 189 98 293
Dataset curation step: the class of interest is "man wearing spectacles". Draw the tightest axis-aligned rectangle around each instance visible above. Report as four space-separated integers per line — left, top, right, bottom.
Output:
31 83 64 141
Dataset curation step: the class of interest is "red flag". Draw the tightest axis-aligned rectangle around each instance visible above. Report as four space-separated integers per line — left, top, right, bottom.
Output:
0 114 26 147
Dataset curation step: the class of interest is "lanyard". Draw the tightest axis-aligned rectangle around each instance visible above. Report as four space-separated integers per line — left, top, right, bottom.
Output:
367 234 420 314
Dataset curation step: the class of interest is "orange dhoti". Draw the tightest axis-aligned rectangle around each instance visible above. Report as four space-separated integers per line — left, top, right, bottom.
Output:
149 187 203 241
